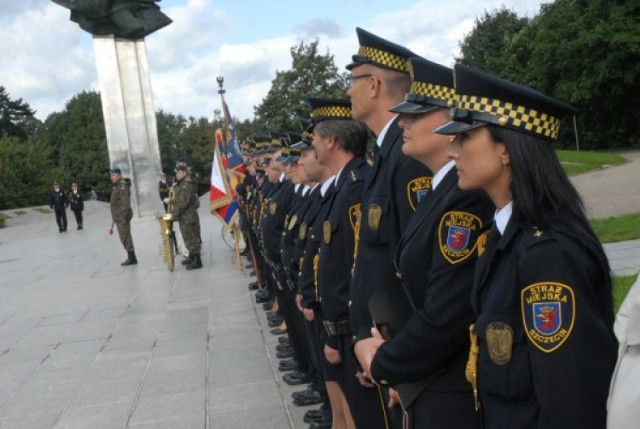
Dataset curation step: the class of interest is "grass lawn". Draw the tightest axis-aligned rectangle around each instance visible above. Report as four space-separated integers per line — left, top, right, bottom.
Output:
557 149 626 175
592 213 640 243
613 274 638 314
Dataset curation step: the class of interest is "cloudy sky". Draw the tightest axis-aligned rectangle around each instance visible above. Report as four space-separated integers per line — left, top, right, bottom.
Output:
0 0 547 122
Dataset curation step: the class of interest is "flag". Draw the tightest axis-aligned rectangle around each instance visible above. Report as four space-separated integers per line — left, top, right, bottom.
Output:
209 97 245 227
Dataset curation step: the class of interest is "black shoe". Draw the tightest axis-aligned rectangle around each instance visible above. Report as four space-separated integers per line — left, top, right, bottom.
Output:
309 416 332 428
268 317 284 328
248 281 260 290
303 408 330 424
278 359 298 372
245 263 254 269
275 343 292 353
262 301 274 311
248 270 256 276
270 327 286 336
78 224 83 230
277 336 289 344
240 248 250 256
181 256 194 265
292 386 315 400
121 251 138 266
59 229 64 233
276 348 294 359
186 254 203 270
282 371 310 386
256 294 272 304
293 390 322 406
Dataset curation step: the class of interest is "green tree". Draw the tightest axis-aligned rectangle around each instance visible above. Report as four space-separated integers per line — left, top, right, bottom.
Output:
253 39 347 132
456 7 530 76
0 86 39 141
514 0 640 148
39 91 110 198
0 135 55 209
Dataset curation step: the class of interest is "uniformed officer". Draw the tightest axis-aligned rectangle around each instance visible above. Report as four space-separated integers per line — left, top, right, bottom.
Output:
49 180 69 233
434 63 617 428
171 165 202 270
68 181 84 230
110 168 137 266
355 57 494 429
306 97 375 428
345 27 432 426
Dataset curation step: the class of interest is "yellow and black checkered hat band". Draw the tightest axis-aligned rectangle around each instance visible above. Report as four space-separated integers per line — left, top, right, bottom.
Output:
358 46 408 73
271 138 282 147
302 131 314 142
410 81 456 104
312 106 352 120
458 95 561 139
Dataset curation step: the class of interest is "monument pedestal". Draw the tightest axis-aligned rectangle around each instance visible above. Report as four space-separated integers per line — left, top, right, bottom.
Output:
93 36 163 217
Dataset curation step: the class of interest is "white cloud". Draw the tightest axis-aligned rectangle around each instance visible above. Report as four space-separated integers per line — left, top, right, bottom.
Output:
0 0 546 122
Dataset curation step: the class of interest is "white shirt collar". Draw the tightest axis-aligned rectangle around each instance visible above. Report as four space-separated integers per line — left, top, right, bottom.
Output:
376 115 397 147
334 168 344 186
431 161 456 191
279 172 286 182
320 175 335 197
494 201 513 235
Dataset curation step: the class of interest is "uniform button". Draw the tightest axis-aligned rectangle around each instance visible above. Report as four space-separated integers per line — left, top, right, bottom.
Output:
348 300 352 308
380 379 388 385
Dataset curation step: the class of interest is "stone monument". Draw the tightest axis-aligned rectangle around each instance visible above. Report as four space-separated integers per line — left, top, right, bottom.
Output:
52 0 172 217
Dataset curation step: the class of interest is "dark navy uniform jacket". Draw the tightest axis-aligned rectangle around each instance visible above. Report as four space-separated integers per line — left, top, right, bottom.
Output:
370 168 494 412
473 218 617 429
298 182 334 308
318 157 370 322
350 117 432 341
260 178 294 273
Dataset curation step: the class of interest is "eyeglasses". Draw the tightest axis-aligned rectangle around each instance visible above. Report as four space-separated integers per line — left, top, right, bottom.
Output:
345 74 373 87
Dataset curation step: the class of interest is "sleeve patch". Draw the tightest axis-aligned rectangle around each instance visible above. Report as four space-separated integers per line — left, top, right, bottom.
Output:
407 176 432 211
438 211 482 264
521 282 575 353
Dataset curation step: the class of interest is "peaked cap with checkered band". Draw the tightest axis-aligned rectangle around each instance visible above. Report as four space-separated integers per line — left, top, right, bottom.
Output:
435 64 576 141
307 98 353 126
390 57 455 114
346 27 416 73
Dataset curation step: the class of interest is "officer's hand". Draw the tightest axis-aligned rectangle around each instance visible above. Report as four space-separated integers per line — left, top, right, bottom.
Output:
355 370 375 388
324 344 342 364
354 328 385 380
276 281 283 291
388 388 401 408
295 294 304 312
302 308 314 321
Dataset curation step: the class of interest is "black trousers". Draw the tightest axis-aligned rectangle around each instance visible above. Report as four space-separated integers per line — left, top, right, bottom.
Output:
71 209 83 227
54 206 67 231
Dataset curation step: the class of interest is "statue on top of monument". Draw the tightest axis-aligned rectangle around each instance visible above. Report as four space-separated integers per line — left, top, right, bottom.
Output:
51 0 172 39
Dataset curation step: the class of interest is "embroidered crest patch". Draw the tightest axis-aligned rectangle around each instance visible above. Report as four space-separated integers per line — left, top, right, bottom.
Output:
476 230 490 257
407 177 432 211
521 282 575 353
269 202 277 216
486 322 513 365
367 204 382 231
438 211 482 264
288 214 298 231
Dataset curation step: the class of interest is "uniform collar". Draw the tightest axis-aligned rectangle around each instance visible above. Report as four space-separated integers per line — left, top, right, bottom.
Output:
494 201 513 235
431 160 456 191
376 115 397 147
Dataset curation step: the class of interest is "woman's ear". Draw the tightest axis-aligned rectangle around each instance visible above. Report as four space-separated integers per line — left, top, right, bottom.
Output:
499 143 510 166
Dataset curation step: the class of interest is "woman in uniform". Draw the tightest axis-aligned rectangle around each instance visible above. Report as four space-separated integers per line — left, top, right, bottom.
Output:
434 63 617 429
354 57 493 428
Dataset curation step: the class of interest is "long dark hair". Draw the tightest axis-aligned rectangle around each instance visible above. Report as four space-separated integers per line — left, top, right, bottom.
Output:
488 126 612 306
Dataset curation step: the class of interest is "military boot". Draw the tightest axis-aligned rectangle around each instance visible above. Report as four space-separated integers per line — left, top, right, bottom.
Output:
121 251 138 266
186 254 202 270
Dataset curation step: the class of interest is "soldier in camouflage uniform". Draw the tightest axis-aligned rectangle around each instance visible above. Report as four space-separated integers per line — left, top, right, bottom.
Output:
110 168 137 266
171 165 203 270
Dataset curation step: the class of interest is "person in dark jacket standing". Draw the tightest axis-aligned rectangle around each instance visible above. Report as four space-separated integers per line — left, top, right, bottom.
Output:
355 57 493 429
49 181 68 233
68 182 84 230
110 168 137 266
171 165 202 270
434 64 617 429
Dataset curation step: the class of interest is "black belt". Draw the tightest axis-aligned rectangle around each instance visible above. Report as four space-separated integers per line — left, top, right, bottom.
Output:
323 319 351 337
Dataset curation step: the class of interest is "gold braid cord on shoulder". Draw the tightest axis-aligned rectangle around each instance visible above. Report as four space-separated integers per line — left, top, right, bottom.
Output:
466 324 480 411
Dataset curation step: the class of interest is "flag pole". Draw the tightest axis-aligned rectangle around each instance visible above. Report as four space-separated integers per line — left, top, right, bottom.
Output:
216 75 241 270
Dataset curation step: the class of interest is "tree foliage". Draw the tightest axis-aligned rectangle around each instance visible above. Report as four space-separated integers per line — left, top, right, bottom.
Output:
253 39 347 132
39 91 110 197
457 0 640 148
0 86 39 141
